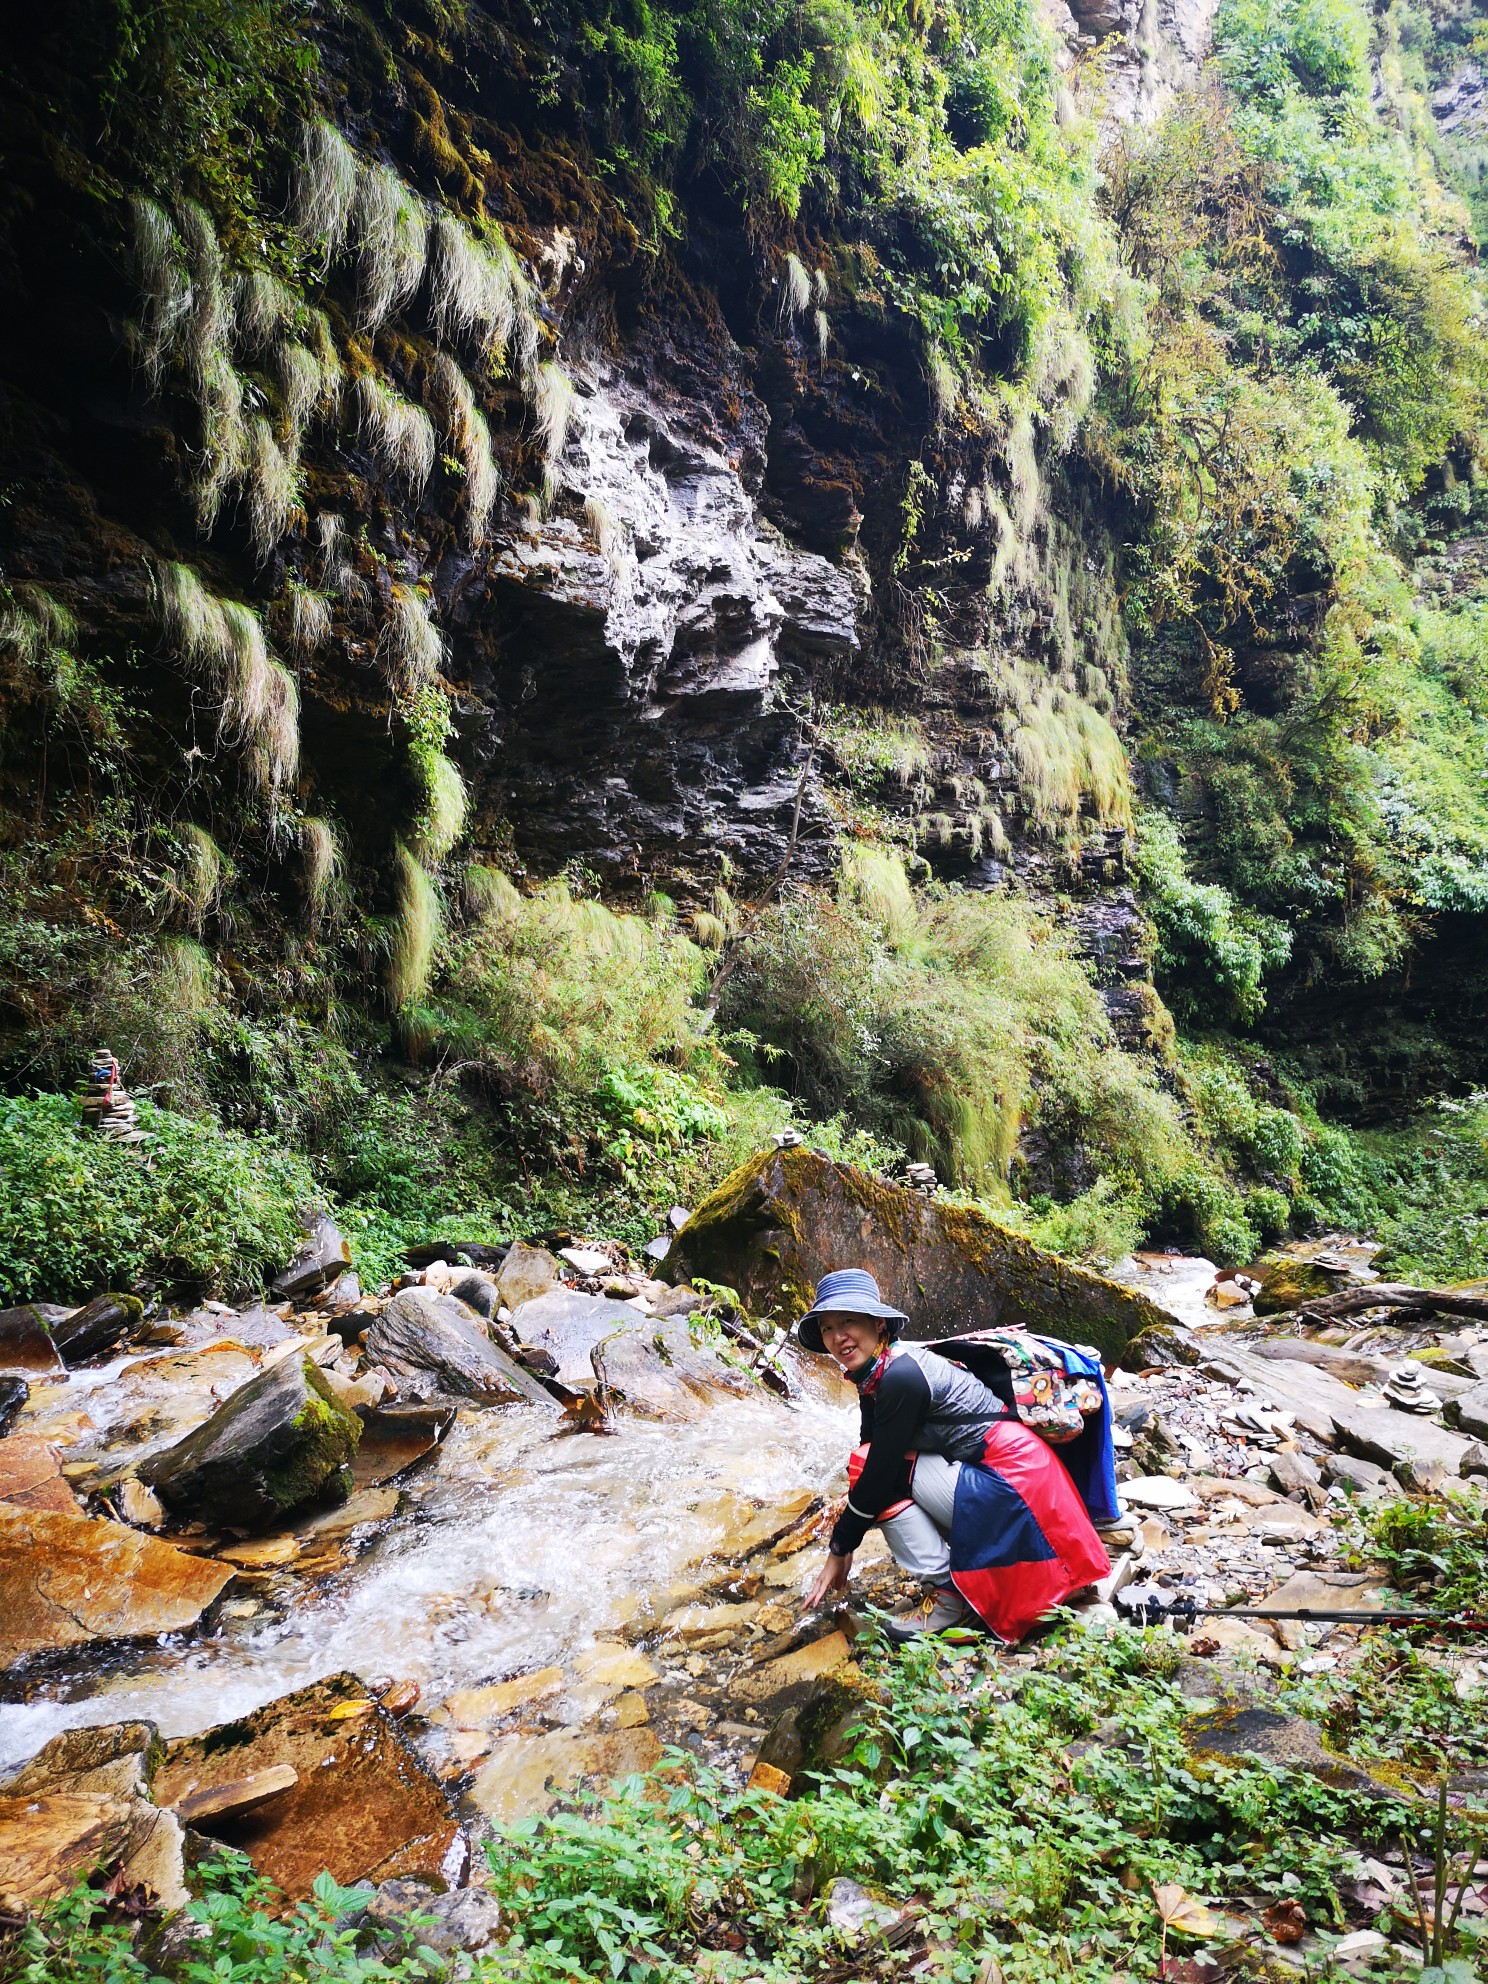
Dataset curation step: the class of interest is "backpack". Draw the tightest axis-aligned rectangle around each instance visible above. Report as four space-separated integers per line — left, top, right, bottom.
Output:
933 1328 1106 1445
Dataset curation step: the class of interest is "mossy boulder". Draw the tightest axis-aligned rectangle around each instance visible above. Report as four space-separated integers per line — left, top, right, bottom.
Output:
142 1354 361 1531
1183 1705 1421 1805
1120 1321 1202 1371
50 1293 143 1365
1252 1257 1343 1316
668 1147 1170 1364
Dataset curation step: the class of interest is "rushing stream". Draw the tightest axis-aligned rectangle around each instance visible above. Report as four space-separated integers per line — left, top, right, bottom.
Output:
0 1380 856 1776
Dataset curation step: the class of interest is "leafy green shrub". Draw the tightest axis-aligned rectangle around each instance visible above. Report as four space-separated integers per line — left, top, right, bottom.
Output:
3 1853 434 1984
0 1092 314 1302
1245 1183 1291 1243
1363 1489 1488 1615
1133 813 1292 1024
1161 1167 1261 1265
1250 1104 1306 1179
724 851 1190 1199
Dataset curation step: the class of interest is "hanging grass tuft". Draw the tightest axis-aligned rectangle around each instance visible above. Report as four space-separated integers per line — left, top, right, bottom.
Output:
377 583 445 694
353 372 436 494
389 841 441 1009
429 354 498 543
352 162 428 328
293 120 359 272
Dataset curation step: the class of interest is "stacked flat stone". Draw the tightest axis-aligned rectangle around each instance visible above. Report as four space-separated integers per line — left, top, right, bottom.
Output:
78 1049 149 1144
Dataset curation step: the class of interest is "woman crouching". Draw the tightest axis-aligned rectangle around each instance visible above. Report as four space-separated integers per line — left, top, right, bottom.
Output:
802 1268 1110 1643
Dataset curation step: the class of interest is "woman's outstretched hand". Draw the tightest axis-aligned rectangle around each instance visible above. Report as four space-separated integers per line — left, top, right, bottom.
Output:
805 1550 852 1611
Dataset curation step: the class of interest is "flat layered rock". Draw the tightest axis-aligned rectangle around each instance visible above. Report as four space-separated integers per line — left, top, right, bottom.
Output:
350 1402 454 1489
0 1306 64 1376
0 1506 234 1666
0 1434 79 1513
367 1290 558 1408
468 1727 661 1824
668 1147 1169 1364
50 1294 141 1365
730 1630 853 1707
1185 1707 1420 1802
495 1241 562 1313
142 1353 361 1531
0 1792 138 1911
152 1672 462 1898
1332 1405 1473 1480
595 1318 755 1421
14 1341 259 1485
1449 1379 1488 1440
507 1288 645 1390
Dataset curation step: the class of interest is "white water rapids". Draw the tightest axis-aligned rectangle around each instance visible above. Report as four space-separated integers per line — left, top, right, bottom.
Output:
0 1382 856 1776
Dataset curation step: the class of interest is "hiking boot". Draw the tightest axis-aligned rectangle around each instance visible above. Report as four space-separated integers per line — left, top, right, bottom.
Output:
882 1584 974 1643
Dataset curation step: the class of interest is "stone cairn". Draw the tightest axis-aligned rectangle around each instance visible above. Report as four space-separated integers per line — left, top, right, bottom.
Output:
78 1047 148 1144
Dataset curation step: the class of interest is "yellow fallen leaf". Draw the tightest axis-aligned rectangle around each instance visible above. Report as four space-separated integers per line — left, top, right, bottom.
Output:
326 1699 375 1720
1152 1883 1220 1938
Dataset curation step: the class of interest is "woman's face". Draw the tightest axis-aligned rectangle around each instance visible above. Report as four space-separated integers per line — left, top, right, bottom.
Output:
818 1312 883 1373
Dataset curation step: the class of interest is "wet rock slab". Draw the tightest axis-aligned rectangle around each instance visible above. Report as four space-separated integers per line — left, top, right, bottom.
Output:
0 1506 235 1666
468 1726 662 1823
151 1672 463 1897
367 1289 558 1408
1184 1706 1421 1802
669 1146 1169 1363
0 1433 80 1512
595 1318 756 1420
350 1401 455 1489
0 1305 64 1376
0 1721 187 1912
14 1341 259 1484
506 1288 645 1389
141 1353 362 1531
1332 1404 1472 1480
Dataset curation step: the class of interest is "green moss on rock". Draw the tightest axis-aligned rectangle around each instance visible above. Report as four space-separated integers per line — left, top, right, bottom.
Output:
669 1147 1171 1364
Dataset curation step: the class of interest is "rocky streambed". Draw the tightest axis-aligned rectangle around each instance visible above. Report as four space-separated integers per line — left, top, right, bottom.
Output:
2 1159 1486 1952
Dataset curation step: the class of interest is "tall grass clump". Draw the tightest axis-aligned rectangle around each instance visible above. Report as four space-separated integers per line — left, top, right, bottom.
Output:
426 215 535 369
245 415 300 559
280 581 333 654
175 823 227 931
0 584 77 677
412 750 467 864
430 354 498 541
378 584 445 693
723 849 1184 1201
433 874 714 1112
353 163 428 327
533 363 575 494
354 373 436 494
389 841 441 1009
234 269 297 356
299 816 342 921
177 200 228 393
156 560 231 680
129 195 189 387
193 350 248 531
244 657 300 793
293 120 359 271
981 656 1130 836
275 335 341 449
778 251 812 325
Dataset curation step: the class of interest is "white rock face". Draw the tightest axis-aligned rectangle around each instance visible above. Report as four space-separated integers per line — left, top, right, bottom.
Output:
489 364 859 712
1044 0 1223 128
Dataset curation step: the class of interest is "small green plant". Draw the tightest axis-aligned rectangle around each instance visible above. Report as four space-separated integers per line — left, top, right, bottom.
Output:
0 1091 315 1302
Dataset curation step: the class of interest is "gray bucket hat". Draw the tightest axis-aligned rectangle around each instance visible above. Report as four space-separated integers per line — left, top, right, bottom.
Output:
796 1267 908 1355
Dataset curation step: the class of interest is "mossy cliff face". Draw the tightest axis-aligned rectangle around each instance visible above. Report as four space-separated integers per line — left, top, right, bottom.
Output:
669 1146 1170 1364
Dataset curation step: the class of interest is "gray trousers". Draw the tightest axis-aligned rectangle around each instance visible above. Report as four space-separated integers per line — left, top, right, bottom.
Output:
879 1454 961 1584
